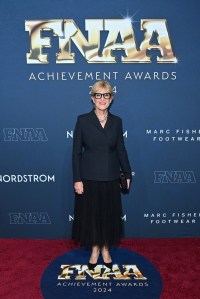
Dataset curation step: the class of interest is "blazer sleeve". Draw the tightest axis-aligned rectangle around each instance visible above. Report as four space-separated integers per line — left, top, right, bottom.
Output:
72 116 83 182
116 118 132 179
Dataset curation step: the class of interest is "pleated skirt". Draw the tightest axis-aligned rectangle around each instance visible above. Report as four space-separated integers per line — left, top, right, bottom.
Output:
72 179 124 249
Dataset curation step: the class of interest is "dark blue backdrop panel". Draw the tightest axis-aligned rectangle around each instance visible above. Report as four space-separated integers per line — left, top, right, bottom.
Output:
0 0 199 238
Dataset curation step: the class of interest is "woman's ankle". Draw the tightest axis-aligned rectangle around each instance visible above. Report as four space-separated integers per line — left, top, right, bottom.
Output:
92 245 100 252
101 245 109 253
89 247 100 263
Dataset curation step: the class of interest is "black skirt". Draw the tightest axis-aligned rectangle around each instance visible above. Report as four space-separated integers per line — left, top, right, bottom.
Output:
72 179 124 249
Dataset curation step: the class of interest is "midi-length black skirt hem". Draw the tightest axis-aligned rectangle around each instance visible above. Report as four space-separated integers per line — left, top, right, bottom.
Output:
72 179 124 249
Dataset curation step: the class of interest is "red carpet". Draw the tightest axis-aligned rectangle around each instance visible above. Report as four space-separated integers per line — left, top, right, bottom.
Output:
0 238 199 299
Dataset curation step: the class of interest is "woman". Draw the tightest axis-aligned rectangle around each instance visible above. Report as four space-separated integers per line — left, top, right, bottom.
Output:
72 80 132 270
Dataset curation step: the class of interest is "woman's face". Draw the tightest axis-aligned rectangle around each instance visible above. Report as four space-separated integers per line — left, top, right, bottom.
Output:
91 88 113 111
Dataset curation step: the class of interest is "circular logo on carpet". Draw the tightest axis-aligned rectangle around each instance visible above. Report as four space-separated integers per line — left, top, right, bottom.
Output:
41 247 162 299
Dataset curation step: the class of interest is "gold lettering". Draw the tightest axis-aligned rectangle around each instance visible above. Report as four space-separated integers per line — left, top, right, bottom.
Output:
25 19 177 64
123 265 147 280
58 264 147 280
139 19 177 63
57 19 103 63
25 20 63 64
101 19 138 63
58 264 80 279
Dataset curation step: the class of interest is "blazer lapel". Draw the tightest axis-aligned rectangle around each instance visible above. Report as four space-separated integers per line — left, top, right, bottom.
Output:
104 112 113 131
88 108 114 133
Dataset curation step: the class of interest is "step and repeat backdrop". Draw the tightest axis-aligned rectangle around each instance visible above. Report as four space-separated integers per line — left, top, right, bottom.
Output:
0 0 199 238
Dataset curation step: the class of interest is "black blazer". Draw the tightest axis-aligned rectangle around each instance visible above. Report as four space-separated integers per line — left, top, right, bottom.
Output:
72 108 132 182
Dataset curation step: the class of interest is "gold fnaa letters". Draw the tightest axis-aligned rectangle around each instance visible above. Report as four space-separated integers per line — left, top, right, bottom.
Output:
25 19 177 64
58 264 147 280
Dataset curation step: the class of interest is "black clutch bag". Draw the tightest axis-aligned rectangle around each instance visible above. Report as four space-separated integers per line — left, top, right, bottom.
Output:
119 171 128 190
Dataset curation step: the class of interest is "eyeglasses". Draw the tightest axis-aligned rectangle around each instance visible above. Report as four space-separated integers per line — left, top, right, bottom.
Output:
93 93 112 100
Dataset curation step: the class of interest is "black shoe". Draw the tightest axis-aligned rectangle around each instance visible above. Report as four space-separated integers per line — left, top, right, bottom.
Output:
103 261 113 270
87 262 98 270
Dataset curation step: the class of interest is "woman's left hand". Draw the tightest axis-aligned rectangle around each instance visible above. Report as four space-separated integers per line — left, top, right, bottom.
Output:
127 179 131 189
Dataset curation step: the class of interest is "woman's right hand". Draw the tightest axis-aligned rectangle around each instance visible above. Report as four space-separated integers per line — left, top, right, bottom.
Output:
74 181 84 194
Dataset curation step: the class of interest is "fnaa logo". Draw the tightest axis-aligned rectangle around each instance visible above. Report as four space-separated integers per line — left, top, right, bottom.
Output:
58 264 147 281
154 171 196 183
25 19 177 64
9 212 51 224
3 128 48 141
